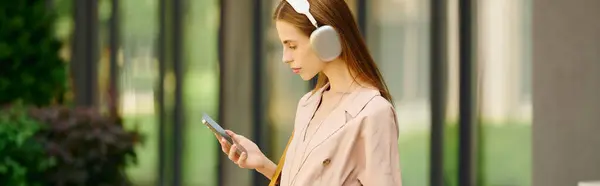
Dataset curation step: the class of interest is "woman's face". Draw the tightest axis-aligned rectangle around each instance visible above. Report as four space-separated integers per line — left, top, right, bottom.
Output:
276 20 324 81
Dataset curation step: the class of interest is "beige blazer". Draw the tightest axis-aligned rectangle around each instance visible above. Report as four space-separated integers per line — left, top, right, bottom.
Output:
278 83 403 186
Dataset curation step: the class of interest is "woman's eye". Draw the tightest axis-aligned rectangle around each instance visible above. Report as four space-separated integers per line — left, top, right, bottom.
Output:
288 45 297 50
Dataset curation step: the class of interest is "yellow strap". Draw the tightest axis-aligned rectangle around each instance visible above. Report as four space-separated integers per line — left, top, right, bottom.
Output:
268 132 294 186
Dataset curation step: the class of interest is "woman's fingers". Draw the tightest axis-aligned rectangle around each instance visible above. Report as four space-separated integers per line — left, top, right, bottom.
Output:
228 144 239 161
220 139 230 153
236 152 247 168
213 132 228 152
222 130 248 167
215 134 230 153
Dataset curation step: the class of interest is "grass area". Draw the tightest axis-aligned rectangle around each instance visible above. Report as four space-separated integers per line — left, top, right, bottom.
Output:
122 114 219 186
122 115 159 185
397 122 531 186
478 123 531 186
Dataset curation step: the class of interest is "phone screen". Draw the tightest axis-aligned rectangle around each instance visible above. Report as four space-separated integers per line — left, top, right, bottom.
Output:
202 113 246 154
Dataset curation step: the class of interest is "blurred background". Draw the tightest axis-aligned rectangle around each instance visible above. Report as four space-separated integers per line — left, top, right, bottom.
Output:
0 0 598 186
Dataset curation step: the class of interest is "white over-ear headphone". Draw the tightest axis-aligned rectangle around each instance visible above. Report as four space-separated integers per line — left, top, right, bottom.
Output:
286 0 342 62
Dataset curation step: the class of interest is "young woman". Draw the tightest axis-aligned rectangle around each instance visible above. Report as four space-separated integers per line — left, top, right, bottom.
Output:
215 0 402 185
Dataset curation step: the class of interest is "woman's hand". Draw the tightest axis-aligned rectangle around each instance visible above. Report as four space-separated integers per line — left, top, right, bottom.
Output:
216 130 268 170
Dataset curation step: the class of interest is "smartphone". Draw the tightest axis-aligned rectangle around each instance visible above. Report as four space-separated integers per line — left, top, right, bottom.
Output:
202 113 246 155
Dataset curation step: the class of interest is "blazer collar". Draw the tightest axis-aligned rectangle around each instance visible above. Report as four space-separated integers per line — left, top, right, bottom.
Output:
289 83 382 181
300 82 381 117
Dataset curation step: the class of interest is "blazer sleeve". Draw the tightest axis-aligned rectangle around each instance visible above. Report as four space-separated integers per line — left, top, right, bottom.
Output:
357 104 403 186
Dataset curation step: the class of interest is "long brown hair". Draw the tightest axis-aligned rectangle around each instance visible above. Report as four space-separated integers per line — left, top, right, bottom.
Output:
273 0 393 103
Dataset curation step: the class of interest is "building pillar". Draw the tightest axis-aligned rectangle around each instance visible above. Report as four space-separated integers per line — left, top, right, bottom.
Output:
533 0 600 185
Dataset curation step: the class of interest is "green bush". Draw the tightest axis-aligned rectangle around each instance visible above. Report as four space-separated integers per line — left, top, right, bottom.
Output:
0 104 142 186
32 106 141 186
0 0 68 106
0 104 56 186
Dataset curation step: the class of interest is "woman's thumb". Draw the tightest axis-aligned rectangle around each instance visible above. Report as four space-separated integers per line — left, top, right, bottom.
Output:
226 130 245 143
225 130 236 136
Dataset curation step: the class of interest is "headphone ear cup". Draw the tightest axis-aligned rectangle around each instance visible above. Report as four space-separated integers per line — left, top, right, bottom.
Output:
310 25 342 62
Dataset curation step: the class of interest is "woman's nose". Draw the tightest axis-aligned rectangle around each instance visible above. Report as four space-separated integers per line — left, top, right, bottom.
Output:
282 56 293 64
282 50 293 63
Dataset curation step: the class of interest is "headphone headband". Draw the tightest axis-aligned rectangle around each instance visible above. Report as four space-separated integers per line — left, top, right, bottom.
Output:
286 0 319 28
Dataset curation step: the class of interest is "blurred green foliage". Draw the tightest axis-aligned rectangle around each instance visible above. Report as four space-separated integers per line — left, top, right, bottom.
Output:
0 0 68 106
0 103 56 186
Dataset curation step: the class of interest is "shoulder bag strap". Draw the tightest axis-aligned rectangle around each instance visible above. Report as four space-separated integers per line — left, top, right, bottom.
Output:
268 132 294 186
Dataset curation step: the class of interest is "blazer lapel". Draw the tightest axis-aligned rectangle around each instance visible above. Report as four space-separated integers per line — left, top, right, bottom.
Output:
299 88 361 159
284 84 327 184
302 106 349 153
302 88 381 159
296 85 327 139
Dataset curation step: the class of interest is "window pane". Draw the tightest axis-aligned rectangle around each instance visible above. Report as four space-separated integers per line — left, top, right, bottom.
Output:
445 0 460 185
181 0 220 185
477 0 532 185
120 0 160 184
53 0 74 100
366 1 431 185
97 0 112 113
